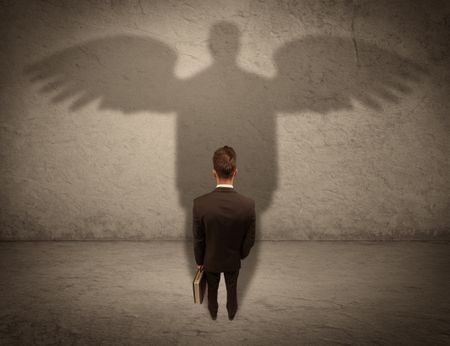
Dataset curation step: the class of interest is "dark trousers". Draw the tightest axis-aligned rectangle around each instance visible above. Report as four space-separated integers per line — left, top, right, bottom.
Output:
205 269 240 315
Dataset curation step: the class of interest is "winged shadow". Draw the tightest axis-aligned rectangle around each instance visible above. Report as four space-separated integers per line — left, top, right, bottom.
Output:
23 21 427 304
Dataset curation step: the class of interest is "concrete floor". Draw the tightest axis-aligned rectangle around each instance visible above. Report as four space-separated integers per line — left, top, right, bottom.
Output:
0 241 449 345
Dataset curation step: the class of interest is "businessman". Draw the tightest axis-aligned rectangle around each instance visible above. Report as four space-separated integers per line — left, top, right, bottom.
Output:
193 145 256 320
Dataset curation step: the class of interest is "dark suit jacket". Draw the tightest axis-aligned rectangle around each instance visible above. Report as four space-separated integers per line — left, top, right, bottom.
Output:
193 186 255 272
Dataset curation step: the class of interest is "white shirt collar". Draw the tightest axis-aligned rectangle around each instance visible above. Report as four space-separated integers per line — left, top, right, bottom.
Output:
216 184 234 188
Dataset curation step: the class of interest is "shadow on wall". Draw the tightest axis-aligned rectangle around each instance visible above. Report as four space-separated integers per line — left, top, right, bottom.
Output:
24 21 427 303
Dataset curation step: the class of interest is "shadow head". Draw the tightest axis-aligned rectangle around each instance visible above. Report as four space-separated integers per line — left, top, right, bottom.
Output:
208 21 241 62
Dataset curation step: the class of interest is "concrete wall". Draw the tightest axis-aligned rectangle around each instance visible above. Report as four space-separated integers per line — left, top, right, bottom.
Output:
1 0 449 240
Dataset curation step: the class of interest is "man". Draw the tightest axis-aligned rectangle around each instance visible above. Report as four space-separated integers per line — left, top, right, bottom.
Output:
193 145 256 321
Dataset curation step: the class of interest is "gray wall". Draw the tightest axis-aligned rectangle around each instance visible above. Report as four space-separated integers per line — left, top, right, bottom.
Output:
1 0 449 240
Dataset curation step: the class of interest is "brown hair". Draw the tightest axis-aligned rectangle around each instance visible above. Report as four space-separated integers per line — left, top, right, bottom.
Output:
213 145 236 179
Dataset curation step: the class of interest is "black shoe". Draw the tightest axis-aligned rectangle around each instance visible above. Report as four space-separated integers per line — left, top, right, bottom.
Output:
227 304 237 320
209 309 217 320
228 311 236 320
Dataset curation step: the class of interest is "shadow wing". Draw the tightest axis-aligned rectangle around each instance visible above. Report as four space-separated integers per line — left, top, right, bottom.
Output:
271 35 428 113
24 35 179 113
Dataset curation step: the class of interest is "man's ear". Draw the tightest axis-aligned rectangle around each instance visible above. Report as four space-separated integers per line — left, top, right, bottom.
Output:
234 168 238 176
212 169 216 177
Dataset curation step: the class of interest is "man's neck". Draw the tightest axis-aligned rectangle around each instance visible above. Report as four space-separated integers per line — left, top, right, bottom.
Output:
216 180 234 187
216 182 233 185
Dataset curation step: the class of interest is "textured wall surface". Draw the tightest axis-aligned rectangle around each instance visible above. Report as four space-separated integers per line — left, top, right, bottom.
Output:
1 0 449 240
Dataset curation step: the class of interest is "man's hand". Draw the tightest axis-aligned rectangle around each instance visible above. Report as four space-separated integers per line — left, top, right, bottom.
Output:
197 264 205 271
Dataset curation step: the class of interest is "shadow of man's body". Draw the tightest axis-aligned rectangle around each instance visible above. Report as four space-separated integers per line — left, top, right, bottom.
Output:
24 20 426 308
177 23 276 304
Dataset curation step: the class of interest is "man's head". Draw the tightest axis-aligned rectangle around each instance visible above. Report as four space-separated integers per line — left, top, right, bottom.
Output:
212 145 237 181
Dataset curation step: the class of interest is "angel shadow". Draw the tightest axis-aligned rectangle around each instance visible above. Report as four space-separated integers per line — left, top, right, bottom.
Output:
23 20 427 305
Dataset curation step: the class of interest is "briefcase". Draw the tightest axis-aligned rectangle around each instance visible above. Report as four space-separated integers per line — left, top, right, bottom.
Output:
193 267 207 304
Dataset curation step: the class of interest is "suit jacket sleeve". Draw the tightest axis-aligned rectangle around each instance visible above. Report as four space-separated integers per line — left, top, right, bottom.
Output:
241 201 256 259
192 200 205 265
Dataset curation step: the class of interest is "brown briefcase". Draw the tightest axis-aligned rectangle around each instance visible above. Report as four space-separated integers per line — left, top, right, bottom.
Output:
193 267 206 304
